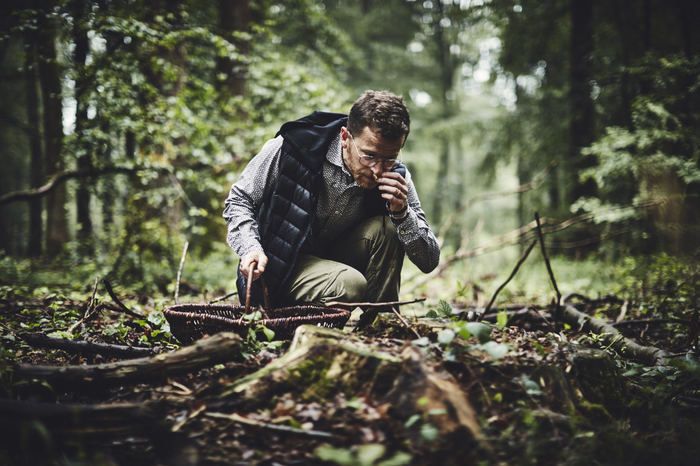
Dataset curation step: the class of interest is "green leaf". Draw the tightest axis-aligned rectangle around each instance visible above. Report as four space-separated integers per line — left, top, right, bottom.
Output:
378 452 412 466
356 444 385 466
314 445 354 465
437 329 455 346
404 414 421 428
466 322 491 343
420 423 439 442
479 341 510 360
496 310 508 329
260 325 275 342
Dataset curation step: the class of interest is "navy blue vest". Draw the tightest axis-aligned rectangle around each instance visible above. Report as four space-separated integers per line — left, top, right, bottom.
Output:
237 112 398 307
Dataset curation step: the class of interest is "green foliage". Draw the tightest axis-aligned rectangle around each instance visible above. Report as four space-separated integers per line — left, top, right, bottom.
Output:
314 443 411 466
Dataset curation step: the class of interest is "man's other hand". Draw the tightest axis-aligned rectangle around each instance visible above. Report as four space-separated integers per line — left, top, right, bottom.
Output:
240 249 268 282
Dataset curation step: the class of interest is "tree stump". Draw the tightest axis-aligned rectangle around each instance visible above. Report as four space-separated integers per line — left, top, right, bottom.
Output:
226 325 486 448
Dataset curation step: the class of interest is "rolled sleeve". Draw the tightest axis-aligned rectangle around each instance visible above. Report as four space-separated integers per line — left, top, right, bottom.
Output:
223 136 283 258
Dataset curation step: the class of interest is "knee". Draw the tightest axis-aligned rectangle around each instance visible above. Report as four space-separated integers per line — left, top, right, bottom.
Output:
361 216 399 246
331 267 367 303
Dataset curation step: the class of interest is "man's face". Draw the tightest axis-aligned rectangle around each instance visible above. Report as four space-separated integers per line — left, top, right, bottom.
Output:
341 126 404 189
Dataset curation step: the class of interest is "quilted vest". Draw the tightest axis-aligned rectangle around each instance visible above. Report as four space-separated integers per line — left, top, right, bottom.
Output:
237 111 398 307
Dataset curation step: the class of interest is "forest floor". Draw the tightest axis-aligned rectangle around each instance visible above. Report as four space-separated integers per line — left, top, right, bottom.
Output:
0 256 699 466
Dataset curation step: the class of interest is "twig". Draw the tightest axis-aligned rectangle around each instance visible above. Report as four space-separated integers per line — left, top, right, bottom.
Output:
208 291 238 304
476 240 537 322
68 276 101 333
102 279 144 319
534 212 561 317
391 306 421 339
205 412 333 439
403 198 676 291
324 298 426 309
174 240 189 304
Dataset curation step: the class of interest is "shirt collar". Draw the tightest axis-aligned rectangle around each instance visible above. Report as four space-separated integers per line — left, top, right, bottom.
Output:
326 132 352 177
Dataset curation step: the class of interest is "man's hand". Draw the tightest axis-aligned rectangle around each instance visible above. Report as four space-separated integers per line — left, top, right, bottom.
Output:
377 171 408 213
240 249 268 282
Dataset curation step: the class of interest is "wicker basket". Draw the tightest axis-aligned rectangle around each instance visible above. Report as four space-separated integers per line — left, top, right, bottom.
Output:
163 303 351 343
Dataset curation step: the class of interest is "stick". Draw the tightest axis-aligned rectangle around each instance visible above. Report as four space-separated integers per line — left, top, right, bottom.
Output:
324 298 426 309
174 240 189 304
534 212 561 317
391 306 421 339
18 332 155 359
205 412 333 439
476 240 537 321
208 291 238 304
102 279 144 319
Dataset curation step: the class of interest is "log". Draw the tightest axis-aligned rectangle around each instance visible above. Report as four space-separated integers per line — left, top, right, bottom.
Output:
14 332 242 388
19 332 155 359
0 399 167 440
561 304 669 366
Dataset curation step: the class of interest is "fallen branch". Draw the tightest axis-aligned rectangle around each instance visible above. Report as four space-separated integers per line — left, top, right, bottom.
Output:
205 412 333 439
560 304 669 366
15 332 242 388
612 318 690 327
18 332 155 359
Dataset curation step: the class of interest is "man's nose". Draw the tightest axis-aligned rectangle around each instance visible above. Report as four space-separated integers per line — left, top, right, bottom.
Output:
370 163 384 178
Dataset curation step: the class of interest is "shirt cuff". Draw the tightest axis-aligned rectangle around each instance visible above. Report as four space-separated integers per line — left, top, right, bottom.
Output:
394 208 422 244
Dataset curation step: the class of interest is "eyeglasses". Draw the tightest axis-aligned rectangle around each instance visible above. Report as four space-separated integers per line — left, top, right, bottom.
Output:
348 133 399 169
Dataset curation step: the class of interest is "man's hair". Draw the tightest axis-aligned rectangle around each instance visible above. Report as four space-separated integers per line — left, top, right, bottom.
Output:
348 90 410 141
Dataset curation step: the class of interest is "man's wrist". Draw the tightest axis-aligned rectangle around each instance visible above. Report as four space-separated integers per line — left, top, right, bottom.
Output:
389 204 409 221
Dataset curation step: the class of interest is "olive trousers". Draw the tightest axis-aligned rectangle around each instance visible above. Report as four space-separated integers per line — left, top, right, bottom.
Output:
282 216 405 305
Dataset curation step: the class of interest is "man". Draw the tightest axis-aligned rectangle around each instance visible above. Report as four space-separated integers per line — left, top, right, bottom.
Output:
223 90 439 322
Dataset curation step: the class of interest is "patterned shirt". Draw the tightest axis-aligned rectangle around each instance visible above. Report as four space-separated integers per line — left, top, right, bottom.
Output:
223 133 440 272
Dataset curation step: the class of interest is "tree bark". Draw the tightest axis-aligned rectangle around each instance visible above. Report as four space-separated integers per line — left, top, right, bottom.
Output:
72 0 93 248
37 0 68 256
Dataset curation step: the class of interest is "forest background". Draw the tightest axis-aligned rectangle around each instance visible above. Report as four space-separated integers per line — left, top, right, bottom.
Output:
0 0 699 314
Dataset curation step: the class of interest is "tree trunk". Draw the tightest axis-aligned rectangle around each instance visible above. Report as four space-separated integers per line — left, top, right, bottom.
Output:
568 0 596 205
72 0 93 249
216 0 251 97
37 0 68 256
25 33 43 257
